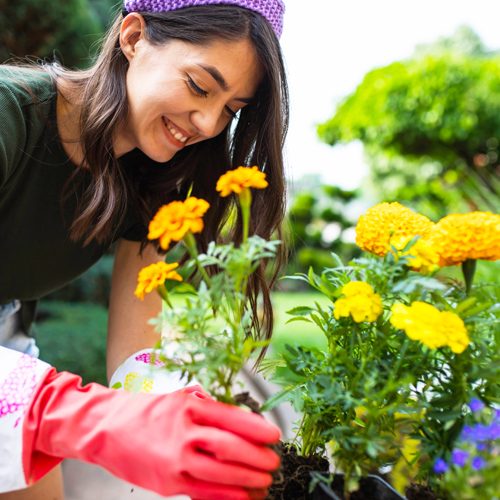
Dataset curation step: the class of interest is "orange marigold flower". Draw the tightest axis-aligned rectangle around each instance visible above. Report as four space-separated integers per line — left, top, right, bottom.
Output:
216 166 268 197
355 202 434 257
430 212 500 266
148 197 210 250
134 262 182 300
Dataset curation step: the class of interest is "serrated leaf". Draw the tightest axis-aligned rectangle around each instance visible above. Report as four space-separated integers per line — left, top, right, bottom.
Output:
261 388 294 411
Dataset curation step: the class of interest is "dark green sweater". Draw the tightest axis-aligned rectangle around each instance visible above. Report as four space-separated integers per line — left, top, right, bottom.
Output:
0 66 147 331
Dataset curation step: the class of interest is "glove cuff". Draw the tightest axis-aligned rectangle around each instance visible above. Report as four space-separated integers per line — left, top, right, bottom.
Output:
109 348 200 394
0 346 51 493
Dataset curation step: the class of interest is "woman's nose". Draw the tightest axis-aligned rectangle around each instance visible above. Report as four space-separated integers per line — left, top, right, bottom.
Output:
190 107 221 139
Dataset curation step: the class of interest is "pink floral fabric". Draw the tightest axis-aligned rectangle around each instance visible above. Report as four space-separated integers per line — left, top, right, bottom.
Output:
135 352 165 367
0 355 37 427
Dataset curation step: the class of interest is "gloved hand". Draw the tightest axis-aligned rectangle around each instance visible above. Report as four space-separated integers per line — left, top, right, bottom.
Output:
23 368 280 500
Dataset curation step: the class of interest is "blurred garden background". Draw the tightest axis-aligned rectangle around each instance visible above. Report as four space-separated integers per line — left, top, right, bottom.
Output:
3 0 500 385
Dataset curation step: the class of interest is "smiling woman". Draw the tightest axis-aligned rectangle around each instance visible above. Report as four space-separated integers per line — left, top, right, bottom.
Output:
0 1 288 499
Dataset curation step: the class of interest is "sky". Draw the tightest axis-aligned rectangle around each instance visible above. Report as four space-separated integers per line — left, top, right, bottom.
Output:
279 0 500 190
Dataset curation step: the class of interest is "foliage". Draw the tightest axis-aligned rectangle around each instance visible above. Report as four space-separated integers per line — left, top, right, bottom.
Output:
317 27 500 220
35 301 108 386
0 0 109 68
437 402 500 500
286 182 361 282
139 168 280 405
44 255 114 307
155 236 280 403
262 203 500 497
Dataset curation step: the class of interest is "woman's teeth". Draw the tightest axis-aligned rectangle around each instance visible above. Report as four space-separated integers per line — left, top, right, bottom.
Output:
164 118 188 143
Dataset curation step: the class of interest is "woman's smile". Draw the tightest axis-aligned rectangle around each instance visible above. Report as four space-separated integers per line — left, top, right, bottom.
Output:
161 116 193 148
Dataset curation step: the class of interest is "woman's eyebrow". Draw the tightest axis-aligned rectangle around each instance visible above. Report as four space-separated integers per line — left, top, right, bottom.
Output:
196 64 254 104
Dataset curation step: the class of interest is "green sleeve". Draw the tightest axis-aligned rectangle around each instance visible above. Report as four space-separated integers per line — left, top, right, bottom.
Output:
0 82 27 190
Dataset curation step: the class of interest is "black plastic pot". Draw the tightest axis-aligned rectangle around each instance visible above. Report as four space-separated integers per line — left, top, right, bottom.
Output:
311 473 407 500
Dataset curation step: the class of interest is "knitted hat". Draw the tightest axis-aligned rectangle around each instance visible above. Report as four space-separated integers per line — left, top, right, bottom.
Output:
123 0 285 38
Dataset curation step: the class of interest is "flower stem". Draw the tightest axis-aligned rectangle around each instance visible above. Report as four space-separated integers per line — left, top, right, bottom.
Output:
462 259 477 295
156 284 173 308
183 231 212 286
238 188 252 244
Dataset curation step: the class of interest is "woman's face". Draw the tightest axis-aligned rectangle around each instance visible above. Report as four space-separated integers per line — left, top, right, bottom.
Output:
117 14 264 162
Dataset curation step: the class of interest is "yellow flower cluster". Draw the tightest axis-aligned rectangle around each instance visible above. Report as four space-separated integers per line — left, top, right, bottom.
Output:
355 202 434 258
148 197 210 250
334 281 383 323
390 235 440 275
134 262 182 300
390 302 469 353
216 166 268 197
430 212 500 266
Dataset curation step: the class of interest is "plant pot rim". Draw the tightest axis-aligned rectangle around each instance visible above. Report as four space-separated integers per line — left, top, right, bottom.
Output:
310 471 407 500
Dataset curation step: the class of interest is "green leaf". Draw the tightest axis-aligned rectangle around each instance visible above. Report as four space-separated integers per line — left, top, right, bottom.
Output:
286 306 316 316
261 388 294 411
285 316 313 325
111 382 122 389
171 283 197 295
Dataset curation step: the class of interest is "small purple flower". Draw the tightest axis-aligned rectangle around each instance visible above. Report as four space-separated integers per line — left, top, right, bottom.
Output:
469 398 485 413
451 448 469 467
433 458 449 474
487 422 500 440
471 456 486 470
476 442 487 452
495 409 500 421
472 424 489 442
461 425 474 441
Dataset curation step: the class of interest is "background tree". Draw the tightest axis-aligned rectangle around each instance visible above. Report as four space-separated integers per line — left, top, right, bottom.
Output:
285 178 361 287
318 26 500 220
0 0 116 68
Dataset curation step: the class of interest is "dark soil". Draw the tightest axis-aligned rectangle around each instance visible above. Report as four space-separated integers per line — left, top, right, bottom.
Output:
405 484 440 500
234 393 329 500
266 442 329 500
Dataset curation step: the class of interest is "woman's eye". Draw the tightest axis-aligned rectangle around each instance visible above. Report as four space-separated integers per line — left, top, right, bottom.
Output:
187 77 208 98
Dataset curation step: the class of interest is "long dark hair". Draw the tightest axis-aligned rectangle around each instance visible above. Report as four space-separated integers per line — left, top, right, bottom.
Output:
44 5 289 359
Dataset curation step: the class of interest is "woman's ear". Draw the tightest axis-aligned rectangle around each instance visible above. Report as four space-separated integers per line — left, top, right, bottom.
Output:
120 13 147 62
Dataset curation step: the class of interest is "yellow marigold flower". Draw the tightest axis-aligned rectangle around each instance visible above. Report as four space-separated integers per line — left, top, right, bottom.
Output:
355 202 434 257
390 235 440 275
216 166 268 197
148 197 210 250
134 262 182 300
431 212 500 266
390 302 469 354
334 281 383 323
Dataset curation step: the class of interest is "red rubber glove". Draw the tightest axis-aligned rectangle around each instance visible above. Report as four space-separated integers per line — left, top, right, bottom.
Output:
23 369 280 500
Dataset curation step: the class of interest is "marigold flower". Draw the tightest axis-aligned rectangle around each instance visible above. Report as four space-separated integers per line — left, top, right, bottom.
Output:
334 281 383 323
148 197 210 249
216 166 268 197
390 302 469 354
390 235 440 275
430 212 500 266
355 202 434 257
134 262 182 300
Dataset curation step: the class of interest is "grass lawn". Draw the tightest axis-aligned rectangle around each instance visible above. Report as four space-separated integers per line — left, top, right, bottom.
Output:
268 292 330 356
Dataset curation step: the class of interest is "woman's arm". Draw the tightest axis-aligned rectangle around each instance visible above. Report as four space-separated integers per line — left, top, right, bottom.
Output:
106 238 163 382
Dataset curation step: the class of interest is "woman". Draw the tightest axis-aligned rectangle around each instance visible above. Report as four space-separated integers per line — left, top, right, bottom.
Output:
0 0 289 498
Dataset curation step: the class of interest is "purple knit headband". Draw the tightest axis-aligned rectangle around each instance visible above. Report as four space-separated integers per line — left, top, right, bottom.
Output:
123 0 285 38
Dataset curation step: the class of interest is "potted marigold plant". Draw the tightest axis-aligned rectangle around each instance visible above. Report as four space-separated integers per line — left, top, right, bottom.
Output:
262 202 500 500
133 166 280 405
